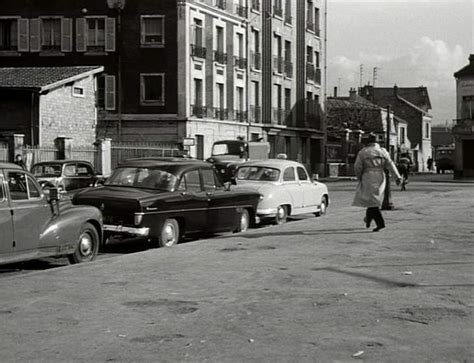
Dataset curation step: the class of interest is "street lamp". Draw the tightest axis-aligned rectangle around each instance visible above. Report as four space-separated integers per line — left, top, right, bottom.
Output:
382 105 394 210
106 0 126 141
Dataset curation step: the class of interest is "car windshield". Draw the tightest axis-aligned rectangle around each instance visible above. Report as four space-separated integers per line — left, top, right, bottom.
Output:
105 167 178 191
31 164 62 177
212 143 244 156
236 166 280 182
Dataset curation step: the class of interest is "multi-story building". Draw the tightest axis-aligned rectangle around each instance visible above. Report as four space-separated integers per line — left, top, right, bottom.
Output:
453 54 474 178
0 0 326 175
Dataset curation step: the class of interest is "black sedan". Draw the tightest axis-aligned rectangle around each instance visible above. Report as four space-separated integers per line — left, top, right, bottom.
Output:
72 158 261 247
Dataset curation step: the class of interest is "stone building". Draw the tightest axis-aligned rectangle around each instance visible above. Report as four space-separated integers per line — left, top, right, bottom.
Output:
0 66 103 147
0 0 327 175
453 54 474 179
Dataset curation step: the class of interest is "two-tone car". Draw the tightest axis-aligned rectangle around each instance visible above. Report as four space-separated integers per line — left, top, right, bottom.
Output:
72 158 261 247
31 160 103 192
0 162 102 266
232 159 329 224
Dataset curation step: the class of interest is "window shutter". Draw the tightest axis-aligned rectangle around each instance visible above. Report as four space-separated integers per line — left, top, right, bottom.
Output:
61 18 73 52
105 75 116 111
76 18 86 52
29 18 40 52
18 18 29 52
105 17 116 52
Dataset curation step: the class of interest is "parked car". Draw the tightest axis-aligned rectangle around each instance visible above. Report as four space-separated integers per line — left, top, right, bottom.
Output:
31 160 103 192
0 162 102 266
434 146 455 174
72 157 261 247
232 159 329 224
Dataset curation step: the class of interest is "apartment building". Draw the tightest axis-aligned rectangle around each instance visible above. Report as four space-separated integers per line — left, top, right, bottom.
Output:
0 0 326 174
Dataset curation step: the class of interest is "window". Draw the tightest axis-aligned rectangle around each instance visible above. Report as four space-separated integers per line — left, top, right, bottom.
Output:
141 15 164 46
202 168 217 191
315 51 320 68
216 26 224 54
0 18 18 51
73 86 85 97
425 123 430 139
180 170 201 192
193 18 203 47
77 163 93 176
140 73 165 106
236 87 244 112
41 18 61 51
7 172 40 200
27 176 41 198
194 78 203 106
297 167 309 181
462 96 474 119
64 164 77 177
399 127 406 144
283 167 296 182
306 46 313 63
216 83 225 109
86 17 105 51
284 88 291 111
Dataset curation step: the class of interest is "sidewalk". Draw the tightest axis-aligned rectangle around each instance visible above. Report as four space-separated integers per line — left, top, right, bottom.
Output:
0 182 473 362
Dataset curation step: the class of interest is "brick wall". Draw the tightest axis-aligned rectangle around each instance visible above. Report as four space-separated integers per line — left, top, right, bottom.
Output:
39 75 97 147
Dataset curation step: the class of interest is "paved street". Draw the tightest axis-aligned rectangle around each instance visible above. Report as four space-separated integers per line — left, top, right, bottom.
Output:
0 174 473 362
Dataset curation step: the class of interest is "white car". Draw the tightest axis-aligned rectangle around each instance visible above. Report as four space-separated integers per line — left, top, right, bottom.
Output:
232 159 329 224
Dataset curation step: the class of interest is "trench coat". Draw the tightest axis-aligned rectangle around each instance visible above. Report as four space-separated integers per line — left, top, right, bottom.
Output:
352 143 401 208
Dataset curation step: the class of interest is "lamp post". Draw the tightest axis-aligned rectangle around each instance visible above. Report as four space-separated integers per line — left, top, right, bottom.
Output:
106 0 125 142
382 105 394 210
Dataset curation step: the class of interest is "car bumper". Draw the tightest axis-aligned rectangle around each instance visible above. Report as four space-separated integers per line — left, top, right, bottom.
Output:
257 207 278 217
103 224 150 237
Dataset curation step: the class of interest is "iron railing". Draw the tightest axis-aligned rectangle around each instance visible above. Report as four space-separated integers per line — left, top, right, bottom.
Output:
250 51 261 70
273 6 283 17
235 110 248 122
251 0 260 12
235 4 248 17
191 105 207 118
191 44 207 58
250 105 261 123
213 107 228 120
284 61 293 78
234 56 247 69
215 0 226 10
214 50 228 64
273 56 283 74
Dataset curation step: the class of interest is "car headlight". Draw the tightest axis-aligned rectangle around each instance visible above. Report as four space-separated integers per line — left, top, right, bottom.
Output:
259 194 264 201
134 212 145 226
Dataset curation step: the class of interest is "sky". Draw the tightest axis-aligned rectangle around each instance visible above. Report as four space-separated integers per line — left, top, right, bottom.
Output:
326 0 474 125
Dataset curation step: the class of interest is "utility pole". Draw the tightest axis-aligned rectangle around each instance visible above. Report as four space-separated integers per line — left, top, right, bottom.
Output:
382 105 394 210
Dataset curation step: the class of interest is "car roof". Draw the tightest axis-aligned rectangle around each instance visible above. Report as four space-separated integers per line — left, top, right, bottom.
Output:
238 159 305 169
32 160 93 166
0 162 23 170
117 157 208 169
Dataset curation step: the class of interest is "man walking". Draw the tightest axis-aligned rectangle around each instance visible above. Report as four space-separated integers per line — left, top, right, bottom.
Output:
352 133 401 232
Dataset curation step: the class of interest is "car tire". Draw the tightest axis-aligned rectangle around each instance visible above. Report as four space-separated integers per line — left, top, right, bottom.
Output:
67 222 100 264
274 205 288 225
235 209 250 233
158 218 180 247
314 196 328 217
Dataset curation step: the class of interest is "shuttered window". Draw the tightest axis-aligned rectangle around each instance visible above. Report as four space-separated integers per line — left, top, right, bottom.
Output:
105 17 115 52
61 18 72 52
29 18 40 52
76 17 114 53
141 15 164 46
76 18 86 52
105 75 116 111
140 73 165 106
18 18 29 51
0 18 18 51
40 17 61 51
86 17 105 51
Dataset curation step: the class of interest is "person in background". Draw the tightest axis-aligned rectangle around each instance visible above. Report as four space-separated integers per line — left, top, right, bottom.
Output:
427 157 433 172
352 133 401 232
14 154 27 170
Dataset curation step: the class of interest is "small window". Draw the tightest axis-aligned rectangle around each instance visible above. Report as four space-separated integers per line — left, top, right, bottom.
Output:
183 170 201 192
283 167 296 182
0 18 18 51
73 86 85 97
41 17 61 51
77 164 92 176
7 171 28 200
202 168 216 191
64 164 77 177
140 73 165 106
297 166 308 181
141 15 165 46
27 176 41 198
86 17 105 51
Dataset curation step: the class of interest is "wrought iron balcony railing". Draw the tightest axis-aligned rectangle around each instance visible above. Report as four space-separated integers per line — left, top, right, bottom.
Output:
215 0 226 10
235 110 248 123
234 56 247 69
284 61 293 78
273 6 283 18
191 44 206 59
273 56 283 74
250 105 261 123
250 51 261 70
306 20 315 32
213 107 228 120
191 105 207 119
306 63 315 82
214 50 228 64
235 4 248 17
251 0 260 12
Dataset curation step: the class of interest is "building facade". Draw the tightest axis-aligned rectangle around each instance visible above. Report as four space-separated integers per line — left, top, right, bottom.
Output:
453 54 474 178
0 0 326 175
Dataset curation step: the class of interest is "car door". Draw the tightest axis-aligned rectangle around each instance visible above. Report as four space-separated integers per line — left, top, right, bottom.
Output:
204 167 239 233
282 166 304 212
175 169 209 234
76 162 95 189
61 163 77 191
7 170 51 253
0 173 14 255
296 166 318 209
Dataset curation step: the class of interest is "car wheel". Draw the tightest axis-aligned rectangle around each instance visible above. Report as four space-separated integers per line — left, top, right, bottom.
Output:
235 209 250 233
314 196 328 217
158 218 180 247
274 205 288 225
67 222 99 264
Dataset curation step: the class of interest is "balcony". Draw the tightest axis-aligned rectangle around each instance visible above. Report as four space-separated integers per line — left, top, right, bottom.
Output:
234 56 247 69
273 56 283 74
273 6 283 18
306 20 315 32
273 108 284 125
250 51 261 70
191 44 207 59
235 4 248 17
250 105 261 123
251 0 260 12
235 110 248 123
214 50 228 64
213 107 228 120
191 105 207 119
305 100 322 129
215 0 226 10
284 61 293 78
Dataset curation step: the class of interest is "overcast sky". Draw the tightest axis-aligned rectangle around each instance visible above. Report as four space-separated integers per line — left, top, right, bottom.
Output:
326 0 474 125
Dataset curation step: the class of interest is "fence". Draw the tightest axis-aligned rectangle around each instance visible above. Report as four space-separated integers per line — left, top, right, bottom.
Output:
111 142 182 169
24 145 58 168
71 145 99 166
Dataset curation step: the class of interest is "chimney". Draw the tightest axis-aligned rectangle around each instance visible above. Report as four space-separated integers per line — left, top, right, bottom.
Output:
349 88 357 100
334 86 338 98
393 84 398 96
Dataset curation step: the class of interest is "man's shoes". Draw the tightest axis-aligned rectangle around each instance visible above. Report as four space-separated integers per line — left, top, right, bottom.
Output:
373 226 385 232
364 217 370 228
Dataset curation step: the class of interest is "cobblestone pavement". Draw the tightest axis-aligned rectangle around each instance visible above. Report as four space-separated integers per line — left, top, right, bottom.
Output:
0 175 472 362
